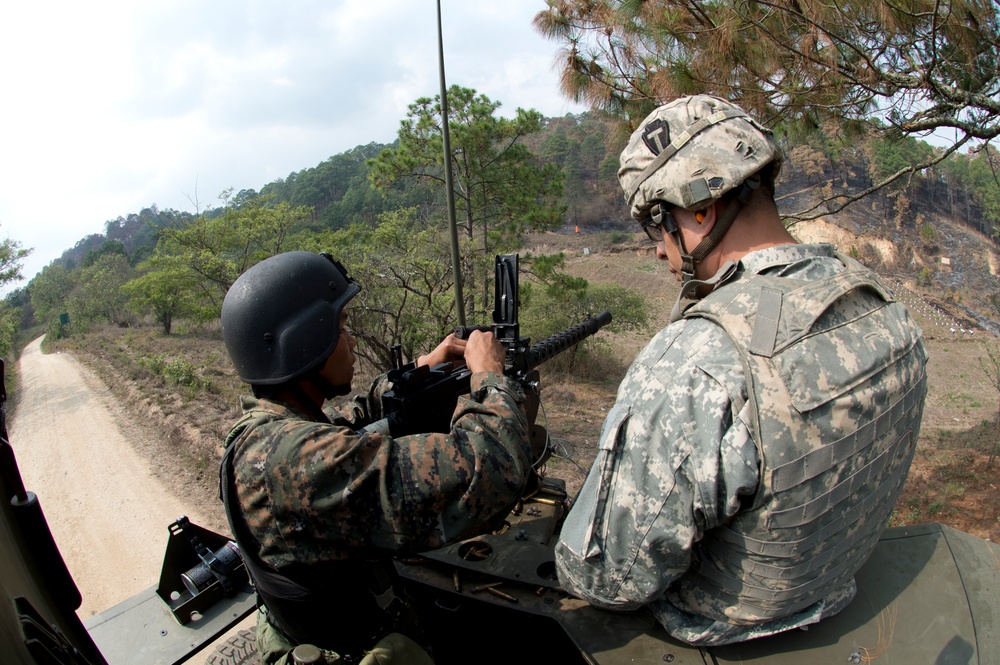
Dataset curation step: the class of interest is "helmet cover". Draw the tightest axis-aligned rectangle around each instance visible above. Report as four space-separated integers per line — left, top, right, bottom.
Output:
618 94 783 222
221 251 360 385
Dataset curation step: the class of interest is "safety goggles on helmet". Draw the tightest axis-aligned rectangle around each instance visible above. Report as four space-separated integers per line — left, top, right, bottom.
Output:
640 204 678 243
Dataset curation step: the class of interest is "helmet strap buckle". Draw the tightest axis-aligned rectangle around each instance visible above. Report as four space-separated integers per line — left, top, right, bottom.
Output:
670 260 740 323
687 174 761 267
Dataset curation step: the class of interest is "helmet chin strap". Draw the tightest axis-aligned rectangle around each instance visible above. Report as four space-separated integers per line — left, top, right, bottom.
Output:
667 175 760 322
675 175 760 285
670 260 739 323
308 372 351 400
282 372 351 423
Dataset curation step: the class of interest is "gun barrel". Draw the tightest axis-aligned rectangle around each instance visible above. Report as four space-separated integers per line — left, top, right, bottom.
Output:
520 311 612 372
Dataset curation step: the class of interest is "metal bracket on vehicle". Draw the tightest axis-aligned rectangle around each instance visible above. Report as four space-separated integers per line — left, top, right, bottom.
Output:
155 516 251 625
86 517 256 665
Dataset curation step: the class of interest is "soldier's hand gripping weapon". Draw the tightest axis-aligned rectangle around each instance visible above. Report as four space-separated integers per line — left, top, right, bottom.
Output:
362 255 612 470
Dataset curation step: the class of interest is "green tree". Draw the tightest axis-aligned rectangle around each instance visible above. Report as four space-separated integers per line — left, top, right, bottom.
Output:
28 263 73 328
966 147 1000 234
369 86 565 320
578 132 607 180
520 253 648 369
542 126 572 165
534 0 1000 218
67 254 133 329
260 143 419 230
0 300 20 359
83 239 128 268
0 226 32 355
940 152 972 217
865 132 937 227
0 234 31 286
320 208 461 371
155 192 312 311
523 253 647 336
122 261 205 334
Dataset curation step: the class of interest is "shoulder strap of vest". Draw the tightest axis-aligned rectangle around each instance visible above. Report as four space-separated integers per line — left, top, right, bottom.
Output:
688 257 894 358
773 260 892 351
219 410 272 503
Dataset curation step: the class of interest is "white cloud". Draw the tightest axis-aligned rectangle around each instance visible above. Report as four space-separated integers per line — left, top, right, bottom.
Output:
0 0 586 289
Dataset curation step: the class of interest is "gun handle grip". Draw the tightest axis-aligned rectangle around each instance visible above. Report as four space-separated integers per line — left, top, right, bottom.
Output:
454 325 492 340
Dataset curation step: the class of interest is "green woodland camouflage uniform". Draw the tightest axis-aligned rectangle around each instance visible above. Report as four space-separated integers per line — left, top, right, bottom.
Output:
555 243 928 646
227 370 531 662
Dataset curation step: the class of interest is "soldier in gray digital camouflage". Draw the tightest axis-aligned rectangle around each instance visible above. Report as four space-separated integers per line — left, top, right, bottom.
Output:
554 95 929 646
218 251 532 664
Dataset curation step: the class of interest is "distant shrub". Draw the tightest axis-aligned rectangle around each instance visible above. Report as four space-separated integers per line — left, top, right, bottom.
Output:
137 354 212 390
137 354 165 375
918 266 933 286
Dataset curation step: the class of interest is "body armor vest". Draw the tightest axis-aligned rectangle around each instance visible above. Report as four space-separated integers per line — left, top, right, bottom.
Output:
675 253 927 624
219 413 403 655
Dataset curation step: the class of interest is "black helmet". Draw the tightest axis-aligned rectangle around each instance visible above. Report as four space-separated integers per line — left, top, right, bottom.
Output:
221 251 360 385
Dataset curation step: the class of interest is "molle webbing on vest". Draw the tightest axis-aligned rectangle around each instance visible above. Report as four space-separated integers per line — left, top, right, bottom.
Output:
712 440 911 559
768 432 913 528
769 376 926 492
710 513 884 584
695 445 914 610
673 254 926 624
693 551 857 610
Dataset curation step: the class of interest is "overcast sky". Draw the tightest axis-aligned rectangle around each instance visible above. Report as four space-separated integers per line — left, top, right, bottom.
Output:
0 1 586 289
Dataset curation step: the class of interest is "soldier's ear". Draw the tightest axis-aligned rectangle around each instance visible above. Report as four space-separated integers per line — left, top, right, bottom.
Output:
675 205 716 239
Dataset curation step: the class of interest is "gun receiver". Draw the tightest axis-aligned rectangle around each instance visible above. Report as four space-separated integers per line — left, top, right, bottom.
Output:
370 254 612 440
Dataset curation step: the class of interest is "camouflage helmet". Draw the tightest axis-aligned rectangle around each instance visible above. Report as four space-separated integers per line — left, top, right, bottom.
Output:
618 94 783 222
221 251 360 385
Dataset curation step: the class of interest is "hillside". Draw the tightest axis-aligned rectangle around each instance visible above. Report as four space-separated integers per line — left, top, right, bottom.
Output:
32 112 1000 314
37 210 1000 546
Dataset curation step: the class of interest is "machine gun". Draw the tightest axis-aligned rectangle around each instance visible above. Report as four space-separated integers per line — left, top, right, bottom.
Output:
363 255 612 465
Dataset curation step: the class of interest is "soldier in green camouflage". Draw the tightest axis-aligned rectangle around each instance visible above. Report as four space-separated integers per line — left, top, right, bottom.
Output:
218 251 532 664
554 95 928 646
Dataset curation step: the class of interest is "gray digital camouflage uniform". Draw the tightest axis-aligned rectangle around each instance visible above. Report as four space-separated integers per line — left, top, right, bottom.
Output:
229 370 531 568
555 243 927 646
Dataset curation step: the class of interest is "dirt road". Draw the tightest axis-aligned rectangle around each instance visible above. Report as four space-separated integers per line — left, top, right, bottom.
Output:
9 337 218 619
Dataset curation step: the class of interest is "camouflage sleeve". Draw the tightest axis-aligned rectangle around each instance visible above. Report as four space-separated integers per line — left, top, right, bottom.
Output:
325 374 392 427
554 319 759 610
254 371 532 564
